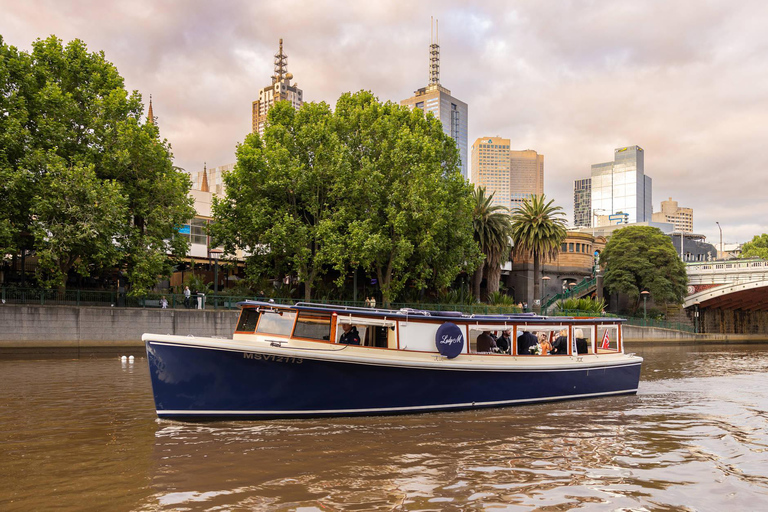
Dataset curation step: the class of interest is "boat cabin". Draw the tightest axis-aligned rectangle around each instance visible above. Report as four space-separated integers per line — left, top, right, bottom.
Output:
233 302 624 358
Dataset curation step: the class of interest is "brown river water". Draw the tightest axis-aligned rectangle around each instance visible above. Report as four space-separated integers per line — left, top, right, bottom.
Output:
2 344 768 511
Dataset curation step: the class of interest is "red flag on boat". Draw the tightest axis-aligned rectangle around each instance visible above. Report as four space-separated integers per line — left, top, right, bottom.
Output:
601 330 610 349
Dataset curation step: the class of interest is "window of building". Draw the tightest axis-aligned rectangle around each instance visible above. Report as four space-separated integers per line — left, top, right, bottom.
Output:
576 243 581 252
568 243 574 252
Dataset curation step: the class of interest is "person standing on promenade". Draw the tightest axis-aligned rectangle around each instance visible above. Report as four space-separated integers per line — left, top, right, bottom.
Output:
184 286 191 308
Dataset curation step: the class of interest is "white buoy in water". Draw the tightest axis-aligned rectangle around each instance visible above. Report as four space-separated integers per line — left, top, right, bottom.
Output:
128 355 135 363
121 355 127 362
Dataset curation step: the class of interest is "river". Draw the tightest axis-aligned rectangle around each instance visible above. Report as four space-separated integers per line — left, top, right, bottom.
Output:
2 344 768 511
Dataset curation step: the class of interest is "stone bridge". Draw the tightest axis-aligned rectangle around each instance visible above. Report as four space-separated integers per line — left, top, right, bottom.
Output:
684 259 768 310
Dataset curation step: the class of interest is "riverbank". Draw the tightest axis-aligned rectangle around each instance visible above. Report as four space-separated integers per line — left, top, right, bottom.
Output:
1 304 766 355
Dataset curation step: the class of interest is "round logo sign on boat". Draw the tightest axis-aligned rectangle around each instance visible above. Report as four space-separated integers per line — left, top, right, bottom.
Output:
435 322 464 359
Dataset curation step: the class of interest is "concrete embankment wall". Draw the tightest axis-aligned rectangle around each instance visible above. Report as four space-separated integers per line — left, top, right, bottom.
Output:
0 305 239 352
2 305 767 354
623 325 768 345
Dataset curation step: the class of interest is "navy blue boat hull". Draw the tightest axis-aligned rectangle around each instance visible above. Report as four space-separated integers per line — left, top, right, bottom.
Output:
146 340 642 419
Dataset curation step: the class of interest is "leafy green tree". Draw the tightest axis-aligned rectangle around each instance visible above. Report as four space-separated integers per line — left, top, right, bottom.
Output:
31 159 127 290
510 195 567 312
212 91 480 304
0 35 194 293
333 91 479 305
600 225 687 308
740 234 768 259
472 186 511 300
212 101 344 300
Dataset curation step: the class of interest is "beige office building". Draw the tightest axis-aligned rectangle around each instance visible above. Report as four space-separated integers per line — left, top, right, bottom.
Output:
251 39 304 135
470 138 544 211
652 197 694 233
510 150 544 208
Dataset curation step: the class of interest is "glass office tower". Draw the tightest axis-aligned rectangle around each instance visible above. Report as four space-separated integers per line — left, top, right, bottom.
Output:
590 146 652 224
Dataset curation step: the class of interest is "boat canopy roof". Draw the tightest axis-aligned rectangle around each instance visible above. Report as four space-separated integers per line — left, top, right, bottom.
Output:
236 300 625 325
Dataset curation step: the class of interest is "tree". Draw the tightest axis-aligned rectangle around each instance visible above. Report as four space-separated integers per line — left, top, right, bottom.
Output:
0 35 194 293
600 225 688 308
212 101 345 301
740 234 768 260
510 195 567 311
471 187 511 300
31 159 127 290
212 91 480 304
334 91 480 305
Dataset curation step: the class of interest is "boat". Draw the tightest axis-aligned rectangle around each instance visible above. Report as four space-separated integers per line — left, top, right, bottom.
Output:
143 301 642 420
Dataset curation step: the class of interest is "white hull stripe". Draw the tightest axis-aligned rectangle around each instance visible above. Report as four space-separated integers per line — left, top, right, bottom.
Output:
157 389 638 416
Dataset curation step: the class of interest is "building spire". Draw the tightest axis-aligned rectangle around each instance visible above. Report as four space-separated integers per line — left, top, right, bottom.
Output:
201 162 209 192
429 17 440 85
147 94 154 125
272 38 288 83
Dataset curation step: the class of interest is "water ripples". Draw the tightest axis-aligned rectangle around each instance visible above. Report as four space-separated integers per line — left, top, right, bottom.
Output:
2 345 768 510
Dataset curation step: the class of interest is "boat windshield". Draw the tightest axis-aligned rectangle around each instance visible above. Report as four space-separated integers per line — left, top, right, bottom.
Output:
235 308 260 333
255 310 296 336
293 312 332 341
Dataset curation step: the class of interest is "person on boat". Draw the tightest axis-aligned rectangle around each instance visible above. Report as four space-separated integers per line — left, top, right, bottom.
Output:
476 331 497 353
538 332 553 355
496 329 512 354
339 323 361 345
574 328 588 354
517 331 537 355
551 328 569 355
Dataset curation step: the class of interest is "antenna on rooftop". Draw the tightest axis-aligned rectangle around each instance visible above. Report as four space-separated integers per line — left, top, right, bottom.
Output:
429 17 440 85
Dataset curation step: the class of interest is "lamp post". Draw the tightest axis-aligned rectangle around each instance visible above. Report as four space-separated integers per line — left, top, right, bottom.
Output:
209 248 223 294
716 221 723 259
694 302 700 334
541 276 550 313
640 290 650 326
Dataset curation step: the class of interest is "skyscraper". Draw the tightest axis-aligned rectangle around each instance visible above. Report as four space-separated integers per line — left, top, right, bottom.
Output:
252 39 304 135
470 138 544 211
585 146 652 225
509 150 544 209
401 19 469 179
573 178 592 227
471 137 511 208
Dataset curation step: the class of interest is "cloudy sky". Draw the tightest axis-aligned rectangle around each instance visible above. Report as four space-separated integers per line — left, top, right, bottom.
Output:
2 0 766 244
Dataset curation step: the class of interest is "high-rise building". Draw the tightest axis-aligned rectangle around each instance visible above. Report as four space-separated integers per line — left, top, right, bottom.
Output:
652 197 694 233
584 145 652 224
509 150 544 209
401 19 469 179
470 138 544 211
573 178 592 227
470 137 511 208
251 39 304 135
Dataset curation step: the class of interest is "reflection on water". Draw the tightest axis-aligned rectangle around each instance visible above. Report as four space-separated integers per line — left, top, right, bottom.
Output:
1 344 768 510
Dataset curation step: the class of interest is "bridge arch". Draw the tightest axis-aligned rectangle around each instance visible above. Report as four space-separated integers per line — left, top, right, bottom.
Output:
684 279 768 310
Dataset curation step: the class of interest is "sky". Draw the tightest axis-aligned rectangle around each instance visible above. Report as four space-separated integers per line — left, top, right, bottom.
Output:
2 0 767 245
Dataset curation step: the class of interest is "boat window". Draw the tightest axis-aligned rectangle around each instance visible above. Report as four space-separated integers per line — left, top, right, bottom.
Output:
235 308 260 332
596 325 619 352
293 312 332 340
511 326 572 355
255 310 296 336
573 325 594 355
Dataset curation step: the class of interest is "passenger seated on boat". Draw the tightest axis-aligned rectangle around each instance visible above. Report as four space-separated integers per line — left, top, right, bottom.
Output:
551 328 569 355
574 328 588 354
496 329 512 354
517 331 537 355
476 331 497 353
339 324 361 345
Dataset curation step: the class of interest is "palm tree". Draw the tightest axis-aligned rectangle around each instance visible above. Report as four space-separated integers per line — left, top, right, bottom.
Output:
472 187 512 300
510 195 567 312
